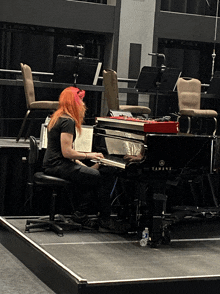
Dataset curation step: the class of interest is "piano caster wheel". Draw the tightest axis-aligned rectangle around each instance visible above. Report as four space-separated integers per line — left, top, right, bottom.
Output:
149 238 170 248
161 235 171 245
149 242 158 248
148 228 171 248
25 226 30 233
161 228 171 245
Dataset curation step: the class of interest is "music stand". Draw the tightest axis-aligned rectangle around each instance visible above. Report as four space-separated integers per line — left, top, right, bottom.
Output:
135 66 181 117
53 54 101 86
205 71 220 110
207 71 220 95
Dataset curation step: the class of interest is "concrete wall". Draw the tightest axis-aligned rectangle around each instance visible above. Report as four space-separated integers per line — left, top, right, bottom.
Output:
117 0 156 108
0 0 115 33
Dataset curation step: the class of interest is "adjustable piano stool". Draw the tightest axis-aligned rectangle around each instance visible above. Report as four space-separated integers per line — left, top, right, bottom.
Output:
25 136 82 236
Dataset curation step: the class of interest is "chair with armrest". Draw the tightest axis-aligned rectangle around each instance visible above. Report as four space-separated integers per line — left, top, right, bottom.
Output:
103 69 151 116
176 77 218 135
16 63 59 142
25 136 82 236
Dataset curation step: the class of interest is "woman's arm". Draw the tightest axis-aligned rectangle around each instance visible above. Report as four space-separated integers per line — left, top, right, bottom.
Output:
61 132 104 161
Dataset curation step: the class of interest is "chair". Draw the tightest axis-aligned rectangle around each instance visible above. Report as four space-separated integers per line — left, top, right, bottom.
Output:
25 136 81 236
176 77 218 135
103 69 151 116
16 63 59 142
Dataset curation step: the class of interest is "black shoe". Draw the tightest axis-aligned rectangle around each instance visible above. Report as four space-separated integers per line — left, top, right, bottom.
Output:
65 219 82 230
71 212 99 230
99 219 130 234
71 211 88 223
82 218 99 230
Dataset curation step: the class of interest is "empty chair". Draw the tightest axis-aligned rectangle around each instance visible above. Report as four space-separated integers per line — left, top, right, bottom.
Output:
176 77 218 135
103 69 151 116
25 136 81 236
16 63 59 142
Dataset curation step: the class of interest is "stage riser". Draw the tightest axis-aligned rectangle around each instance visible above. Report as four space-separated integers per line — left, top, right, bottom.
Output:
2 221 220 294
84 280 220 294
0 147 29 215
0 146 58 216
0 223 82 294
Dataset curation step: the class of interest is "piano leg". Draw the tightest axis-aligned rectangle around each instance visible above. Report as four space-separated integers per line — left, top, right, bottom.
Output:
110 173 172 244
110 176 152 231
149 193 171 248
111 177 140 227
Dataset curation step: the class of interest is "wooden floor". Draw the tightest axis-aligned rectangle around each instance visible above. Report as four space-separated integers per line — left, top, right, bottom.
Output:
1 216 220 294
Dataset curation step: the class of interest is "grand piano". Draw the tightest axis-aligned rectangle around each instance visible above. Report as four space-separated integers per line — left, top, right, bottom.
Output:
92 116 220 246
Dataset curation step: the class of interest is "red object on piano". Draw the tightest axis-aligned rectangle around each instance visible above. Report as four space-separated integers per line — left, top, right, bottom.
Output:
109 116 179 134
143 121 179 134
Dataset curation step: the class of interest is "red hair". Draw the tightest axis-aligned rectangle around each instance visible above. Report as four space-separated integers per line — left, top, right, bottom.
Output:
48 87 86 133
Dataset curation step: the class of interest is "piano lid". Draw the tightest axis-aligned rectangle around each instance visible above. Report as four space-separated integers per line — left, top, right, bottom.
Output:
96 117 179 134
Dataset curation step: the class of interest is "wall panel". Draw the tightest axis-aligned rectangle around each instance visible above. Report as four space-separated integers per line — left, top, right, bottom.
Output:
0 0 115 33
156 11 220 43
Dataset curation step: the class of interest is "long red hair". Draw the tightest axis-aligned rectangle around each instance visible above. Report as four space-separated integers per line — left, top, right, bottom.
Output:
48 87 86 133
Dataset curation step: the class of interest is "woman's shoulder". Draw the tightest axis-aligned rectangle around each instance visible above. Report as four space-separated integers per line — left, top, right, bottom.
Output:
59 115 75 123
59 116 75 129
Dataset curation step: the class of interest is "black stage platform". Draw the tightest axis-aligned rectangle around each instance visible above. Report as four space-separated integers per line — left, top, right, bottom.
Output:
1 216 220 294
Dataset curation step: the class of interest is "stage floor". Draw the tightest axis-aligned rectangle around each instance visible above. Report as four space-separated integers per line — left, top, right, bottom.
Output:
1 216 220 294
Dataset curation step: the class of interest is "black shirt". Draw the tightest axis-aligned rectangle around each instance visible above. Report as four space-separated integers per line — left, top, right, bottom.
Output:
43 117 76 168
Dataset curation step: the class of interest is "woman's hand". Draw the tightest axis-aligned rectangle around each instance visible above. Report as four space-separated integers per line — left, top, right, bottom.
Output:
86 152 104 161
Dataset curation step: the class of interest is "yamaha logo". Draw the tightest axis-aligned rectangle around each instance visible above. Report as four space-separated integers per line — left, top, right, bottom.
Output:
159 160 165 167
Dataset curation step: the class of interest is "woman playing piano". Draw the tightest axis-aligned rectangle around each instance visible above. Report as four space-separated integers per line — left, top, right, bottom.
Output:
43 86 129 233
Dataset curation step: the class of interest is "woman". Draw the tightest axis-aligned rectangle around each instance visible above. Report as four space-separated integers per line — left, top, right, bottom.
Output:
43 86 128 233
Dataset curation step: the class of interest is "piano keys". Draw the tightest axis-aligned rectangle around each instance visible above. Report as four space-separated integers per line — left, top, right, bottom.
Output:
92 155 126 169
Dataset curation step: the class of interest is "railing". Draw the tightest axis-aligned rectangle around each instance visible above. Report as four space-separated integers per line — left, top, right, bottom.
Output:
66 0 116 5
67 0 108 4
0 69 211 88
0 69 137 84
